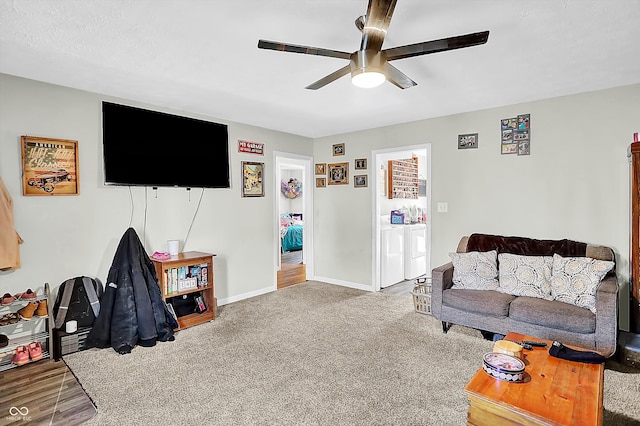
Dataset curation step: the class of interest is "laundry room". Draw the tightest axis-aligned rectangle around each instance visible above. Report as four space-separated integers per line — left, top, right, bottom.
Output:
376 147 430 290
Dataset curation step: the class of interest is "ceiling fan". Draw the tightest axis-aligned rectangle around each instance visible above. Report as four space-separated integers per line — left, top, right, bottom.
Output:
258 0 489 90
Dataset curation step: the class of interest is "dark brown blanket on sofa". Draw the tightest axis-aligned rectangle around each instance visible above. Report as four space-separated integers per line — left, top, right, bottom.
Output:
466 233 587 257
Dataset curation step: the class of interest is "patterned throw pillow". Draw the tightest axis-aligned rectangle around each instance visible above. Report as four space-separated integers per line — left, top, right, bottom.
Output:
449 250 499 290
497 253 553 300
550 254 615 313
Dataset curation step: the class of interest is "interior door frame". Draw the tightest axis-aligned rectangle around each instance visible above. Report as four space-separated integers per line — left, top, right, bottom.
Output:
371 143 431 291
273 151 314 285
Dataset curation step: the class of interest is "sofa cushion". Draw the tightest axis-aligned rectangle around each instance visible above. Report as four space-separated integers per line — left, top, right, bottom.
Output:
443 289 515 318
497 253 553 300
550 254 615 313
509 296 596 334
449 250 499 290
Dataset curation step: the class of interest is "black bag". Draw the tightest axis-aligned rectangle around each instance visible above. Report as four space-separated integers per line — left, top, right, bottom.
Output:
170 293 198 317
53 276 103 329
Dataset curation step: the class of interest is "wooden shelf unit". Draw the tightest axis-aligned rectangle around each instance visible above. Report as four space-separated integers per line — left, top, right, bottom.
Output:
388 157 419 199
152 251 216 330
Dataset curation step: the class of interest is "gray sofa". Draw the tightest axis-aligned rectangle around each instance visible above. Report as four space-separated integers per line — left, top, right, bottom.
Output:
431 233 619 357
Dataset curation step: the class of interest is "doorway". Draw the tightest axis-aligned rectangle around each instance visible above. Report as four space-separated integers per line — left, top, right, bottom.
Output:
372 144 431 292
274 152 313 289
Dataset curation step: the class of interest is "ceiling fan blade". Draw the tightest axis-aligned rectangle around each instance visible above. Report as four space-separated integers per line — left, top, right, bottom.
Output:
305 65 352 90
360 0 397 52
384 63 417 89
384 31 490 61
258 40 351 60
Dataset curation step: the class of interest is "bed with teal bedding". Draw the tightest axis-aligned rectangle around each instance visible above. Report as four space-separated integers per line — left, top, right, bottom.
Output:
280 213 303 253
281 225 303 252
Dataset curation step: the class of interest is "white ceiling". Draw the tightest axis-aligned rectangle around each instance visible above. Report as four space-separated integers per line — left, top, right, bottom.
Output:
1 1 639 139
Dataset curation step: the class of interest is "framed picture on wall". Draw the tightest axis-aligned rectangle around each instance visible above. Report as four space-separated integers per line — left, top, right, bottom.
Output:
316 177 326 188
458 133 478 149
355 158 367 170
327 162 349 185
21 135 80 196
315 163 326 175
241 161 264 197
354 175 368 188
332 143 345 156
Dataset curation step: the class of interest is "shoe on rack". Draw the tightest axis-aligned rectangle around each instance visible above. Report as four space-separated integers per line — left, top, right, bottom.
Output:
16 289 37 300
0 313 19 326
12 346 29 366
17 302 38 320
0 293 15 306
35 300 48 317
27 342 43 362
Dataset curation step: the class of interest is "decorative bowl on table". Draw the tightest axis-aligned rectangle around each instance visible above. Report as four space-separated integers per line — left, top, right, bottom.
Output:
482 352 526 382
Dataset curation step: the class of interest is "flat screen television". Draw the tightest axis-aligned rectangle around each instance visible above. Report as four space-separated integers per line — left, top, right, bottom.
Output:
102 101 230 188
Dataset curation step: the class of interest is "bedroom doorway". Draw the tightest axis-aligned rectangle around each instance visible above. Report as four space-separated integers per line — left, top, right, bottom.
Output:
274 152 313 289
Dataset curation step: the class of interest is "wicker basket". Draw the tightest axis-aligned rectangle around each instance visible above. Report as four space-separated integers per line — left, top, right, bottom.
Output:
411 282 432 315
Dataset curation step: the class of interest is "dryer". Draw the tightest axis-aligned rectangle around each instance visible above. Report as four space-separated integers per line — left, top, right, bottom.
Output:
380 225 404 288
404 223 427 280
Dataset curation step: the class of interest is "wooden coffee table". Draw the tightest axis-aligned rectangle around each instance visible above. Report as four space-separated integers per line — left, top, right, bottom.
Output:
464 332 604 425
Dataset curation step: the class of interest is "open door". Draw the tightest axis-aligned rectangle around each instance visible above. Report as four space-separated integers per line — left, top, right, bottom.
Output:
274 152 313 289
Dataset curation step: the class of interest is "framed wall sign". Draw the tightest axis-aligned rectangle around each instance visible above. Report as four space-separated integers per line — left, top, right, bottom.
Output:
328 162 349 185
241 161 264 197
21 135 79 196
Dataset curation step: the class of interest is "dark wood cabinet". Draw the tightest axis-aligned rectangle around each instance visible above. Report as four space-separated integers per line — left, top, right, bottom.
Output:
629 142 640 332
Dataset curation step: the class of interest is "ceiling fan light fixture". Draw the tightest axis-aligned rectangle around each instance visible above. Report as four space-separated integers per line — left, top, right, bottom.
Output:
351 70 386 88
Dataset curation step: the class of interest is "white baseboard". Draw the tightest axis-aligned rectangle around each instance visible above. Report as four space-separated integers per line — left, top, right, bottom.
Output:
217 285 275 306
312 276 374 292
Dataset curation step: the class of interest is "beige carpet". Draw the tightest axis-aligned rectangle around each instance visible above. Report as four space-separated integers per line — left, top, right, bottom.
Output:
63 281 640 425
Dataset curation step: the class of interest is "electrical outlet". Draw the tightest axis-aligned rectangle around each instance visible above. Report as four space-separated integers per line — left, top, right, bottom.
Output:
437 202 448 213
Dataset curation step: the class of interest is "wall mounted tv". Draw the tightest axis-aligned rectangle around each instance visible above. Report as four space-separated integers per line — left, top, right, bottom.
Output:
102 101 230 188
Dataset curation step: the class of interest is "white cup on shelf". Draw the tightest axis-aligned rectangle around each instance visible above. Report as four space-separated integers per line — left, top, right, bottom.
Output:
167 240 180 256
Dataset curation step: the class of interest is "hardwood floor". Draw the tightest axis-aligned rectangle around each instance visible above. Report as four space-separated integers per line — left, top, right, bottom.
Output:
278 250 306 289
0 359 96 425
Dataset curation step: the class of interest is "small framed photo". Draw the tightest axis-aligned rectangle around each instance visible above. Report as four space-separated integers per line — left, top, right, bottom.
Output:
241 161 264 197
332 143 345 156
21 135 80 196
315 163 326 175
458 133 478 149
355 158 367 170
354 175 368 188
328 162 348 185
316 177 326 188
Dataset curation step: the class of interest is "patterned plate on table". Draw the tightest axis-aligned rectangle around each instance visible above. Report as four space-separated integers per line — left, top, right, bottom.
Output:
482 352 526 382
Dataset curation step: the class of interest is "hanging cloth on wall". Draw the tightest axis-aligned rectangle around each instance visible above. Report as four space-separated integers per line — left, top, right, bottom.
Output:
281 178 302 199
0 177 23 270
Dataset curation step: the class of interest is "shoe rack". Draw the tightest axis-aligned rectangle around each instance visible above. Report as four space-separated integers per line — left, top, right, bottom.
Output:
0 283 53 371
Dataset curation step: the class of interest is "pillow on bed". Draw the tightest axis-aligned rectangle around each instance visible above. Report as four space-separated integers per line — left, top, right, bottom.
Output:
449 250 499 290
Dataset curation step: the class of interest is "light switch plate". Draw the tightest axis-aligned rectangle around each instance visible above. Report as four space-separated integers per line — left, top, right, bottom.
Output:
437 202 448 213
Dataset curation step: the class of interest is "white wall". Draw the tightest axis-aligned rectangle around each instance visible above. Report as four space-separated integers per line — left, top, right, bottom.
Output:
0 74 312 304
313 83 640 328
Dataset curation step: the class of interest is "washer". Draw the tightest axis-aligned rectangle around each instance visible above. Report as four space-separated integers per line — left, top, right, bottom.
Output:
380 225 405 288
404 223 427 280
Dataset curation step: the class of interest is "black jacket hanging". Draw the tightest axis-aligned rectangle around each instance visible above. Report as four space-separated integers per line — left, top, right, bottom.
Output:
88 227 177 354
